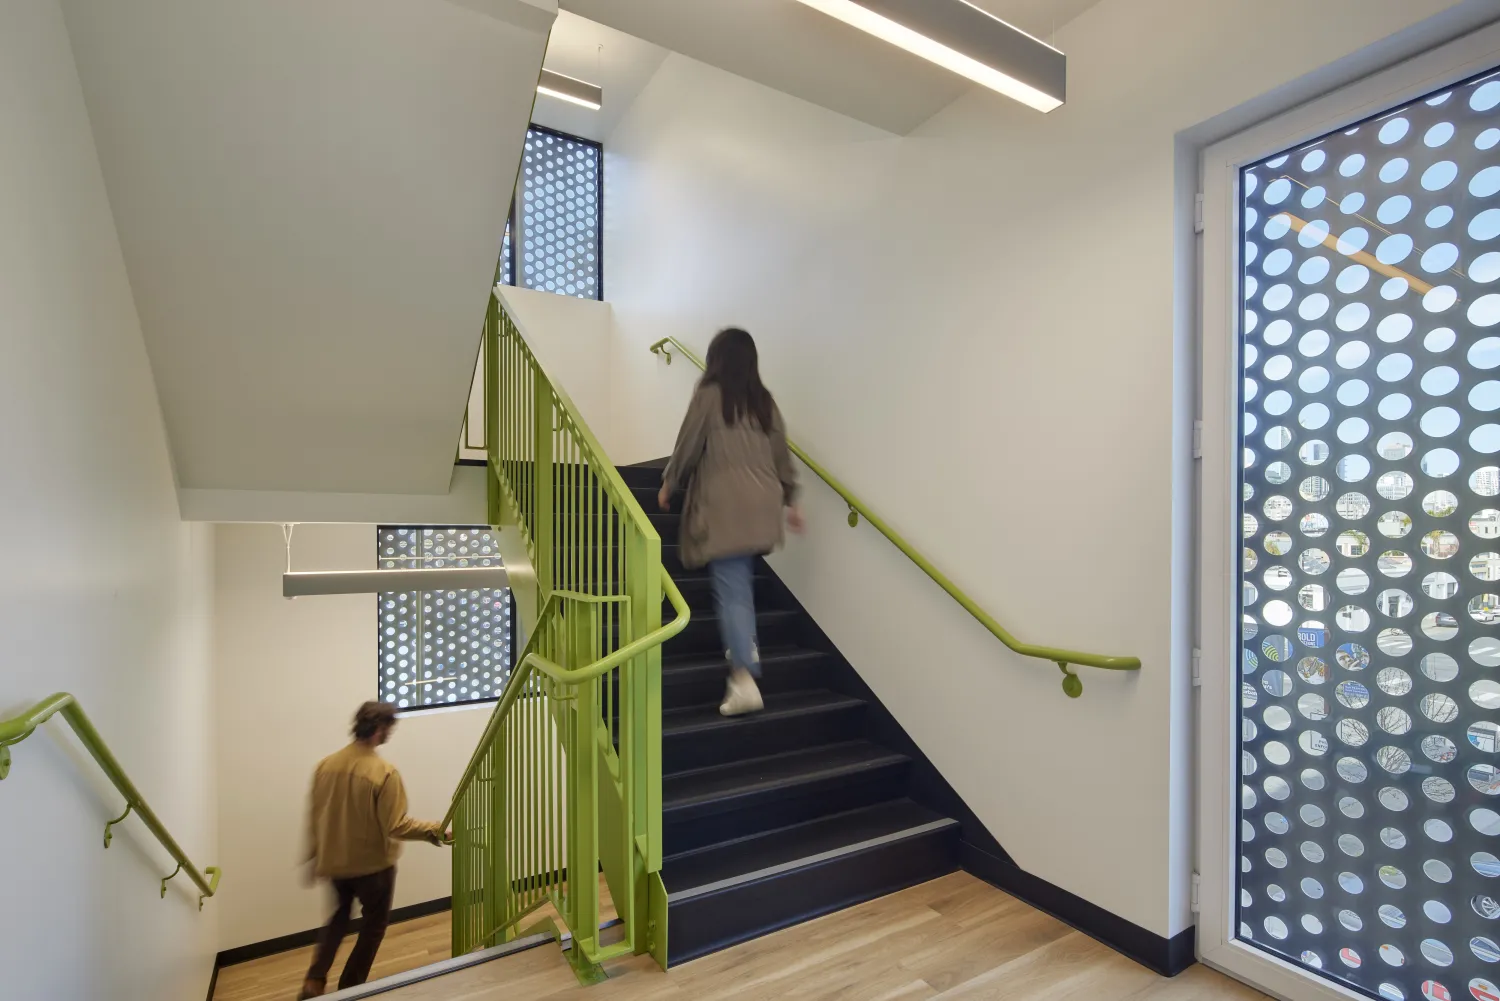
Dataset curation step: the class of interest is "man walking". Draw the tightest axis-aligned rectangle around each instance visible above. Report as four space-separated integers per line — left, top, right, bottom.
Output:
300 702 448 999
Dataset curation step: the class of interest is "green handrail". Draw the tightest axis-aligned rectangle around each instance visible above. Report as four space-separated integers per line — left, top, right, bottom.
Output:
0 693 222 907
440 568 690 832
649 336 1141 698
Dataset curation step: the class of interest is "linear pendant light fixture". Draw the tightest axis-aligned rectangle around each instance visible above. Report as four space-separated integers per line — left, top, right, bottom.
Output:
277 525 509 598
283 566 510 599
537 68 603 111
793 0 1065 113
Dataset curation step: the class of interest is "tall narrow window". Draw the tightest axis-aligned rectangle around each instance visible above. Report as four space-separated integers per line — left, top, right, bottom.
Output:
377 527 513 711
497 125 602 300
1235 69 1500 1001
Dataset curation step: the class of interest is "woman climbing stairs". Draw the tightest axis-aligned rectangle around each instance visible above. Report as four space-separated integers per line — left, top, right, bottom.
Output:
617 463 962 965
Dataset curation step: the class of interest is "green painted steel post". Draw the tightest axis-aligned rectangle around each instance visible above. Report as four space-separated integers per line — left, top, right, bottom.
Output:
572 682 601 964
625 528 663 954
534 367 554 597
485 296 501 527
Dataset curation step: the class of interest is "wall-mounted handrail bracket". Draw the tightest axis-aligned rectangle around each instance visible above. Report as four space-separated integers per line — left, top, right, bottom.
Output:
1057 662 1083 699
648 336 1141 697
104 803 134 848
160 862 182 898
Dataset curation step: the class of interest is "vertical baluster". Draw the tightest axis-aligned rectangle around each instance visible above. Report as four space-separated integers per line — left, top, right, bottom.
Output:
574 433 582 595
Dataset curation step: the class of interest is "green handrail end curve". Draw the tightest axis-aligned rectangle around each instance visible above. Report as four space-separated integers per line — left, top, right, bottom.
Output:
0 693 221 905
200 867 222 910
646 336 1141 684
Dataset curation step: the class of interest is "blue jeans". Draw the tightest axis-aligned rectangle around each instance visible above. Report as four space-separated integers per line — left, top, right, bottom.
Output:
709 555 760 678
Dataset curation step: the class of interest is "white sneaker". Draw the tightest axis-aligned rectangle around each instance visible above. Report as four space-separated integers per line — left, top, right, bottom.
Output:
719 670 764 717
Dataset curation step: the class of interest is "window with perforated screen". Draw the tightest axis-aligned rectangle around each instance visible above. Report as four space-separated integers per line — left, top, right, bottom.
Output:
1235 70 1500 1001
496 125 601 300
377 527 512 711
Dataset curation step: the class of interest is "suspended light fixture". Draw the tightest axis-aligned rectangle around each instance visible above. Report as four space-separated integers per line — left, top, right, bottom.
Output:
537 68 603 111
279 525 509 598
792 0 1065 113
283 567 509 598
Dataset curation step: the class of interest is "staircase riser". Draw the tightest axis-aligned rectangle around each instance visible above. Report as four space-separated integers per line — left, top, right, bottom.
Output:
660 658 832 711
666 826 960 965
553 545 689 575
664 704 866 774
664 763 908 856
666 614 798 657
669 576 776 613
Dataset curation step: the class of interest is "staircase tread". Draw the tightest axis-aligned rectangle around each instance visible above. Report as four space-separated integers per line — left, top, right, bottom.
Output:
662 799 955 894
663 741 908 812
663 689 864 735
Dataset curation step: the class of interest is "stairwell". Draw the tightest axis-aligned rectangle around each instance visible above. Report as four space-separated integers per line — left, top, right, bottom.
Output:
614 464 963 965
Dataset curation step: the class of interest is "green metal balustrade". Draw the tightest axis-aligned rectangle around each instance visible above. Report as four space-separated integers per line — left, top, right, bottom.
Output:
0 693 221 908
648 336 1140 697
446 293 688 978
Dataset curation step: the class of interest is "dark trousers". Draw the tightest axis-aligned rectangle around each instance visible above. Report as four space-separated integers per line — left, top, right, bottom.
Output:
305 866 396 990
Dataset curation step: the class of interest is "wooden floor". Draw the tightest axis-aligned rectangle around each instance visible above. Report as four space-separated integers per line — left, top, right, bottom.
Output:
213 877 619 1001
215 873 1272 1001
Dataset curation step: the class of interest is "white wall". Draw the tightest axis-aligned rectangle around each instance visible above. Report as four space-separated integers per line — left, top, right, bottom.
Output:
0 2 218 998
213 523 491 950
501 286 619 448
598 0 1483 940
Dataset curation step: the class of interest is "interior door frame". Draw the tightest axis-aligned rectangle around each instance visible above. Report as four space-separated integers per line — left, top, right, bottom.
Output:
1196 22 1500 1001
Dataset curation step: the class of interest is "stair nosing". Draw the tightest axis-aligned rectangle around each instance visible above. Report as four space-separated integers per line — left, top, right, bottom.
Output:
666 818 959 903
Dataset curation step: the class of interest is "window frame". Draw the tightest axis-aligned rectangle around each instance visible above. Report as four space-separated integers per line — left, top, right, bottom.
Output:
1197 23 1500 1001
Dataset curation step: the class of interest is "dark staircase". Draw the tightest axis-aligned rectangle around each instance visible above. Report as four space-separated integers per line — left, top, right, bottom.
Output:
615 463 962 966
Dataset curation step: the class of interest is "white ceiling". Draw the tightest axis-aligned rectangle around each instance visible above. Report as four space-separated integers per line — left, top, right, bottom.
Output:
60 0 552 496
532 11 669 143
556 0 1104 134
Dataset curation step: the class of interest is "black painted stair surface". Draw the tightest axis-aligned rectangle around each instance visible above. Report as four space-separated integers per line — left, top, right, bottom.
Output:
613 463 960 965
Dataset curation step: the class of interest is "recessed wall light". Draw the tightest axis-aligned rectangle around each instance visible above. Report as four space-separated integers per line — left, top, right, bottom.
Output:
793 0 1065 113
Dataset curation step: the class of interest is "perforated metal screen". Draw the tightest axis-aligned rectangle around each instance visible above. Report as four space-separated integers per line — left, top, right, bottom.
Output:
497 125 601 300
377 527 512 710
1234 70 1500 1001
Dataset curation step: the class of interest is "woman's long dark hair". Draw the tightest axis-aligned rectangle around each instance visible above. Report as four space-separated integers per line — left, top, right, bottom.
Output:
702 327 774 430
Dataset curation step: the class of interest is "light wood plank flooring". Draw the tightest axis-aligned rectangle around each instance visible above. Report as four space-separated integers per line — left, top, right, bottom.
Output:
216 873 1272 1001
213 876 618 1001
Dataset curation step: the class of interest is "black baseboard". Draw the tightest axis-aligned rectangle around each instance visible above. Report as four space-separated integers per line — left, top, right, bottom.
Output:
215 896 453 969
455 458 487 467
204 960 219 1001
960 843 1195 977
